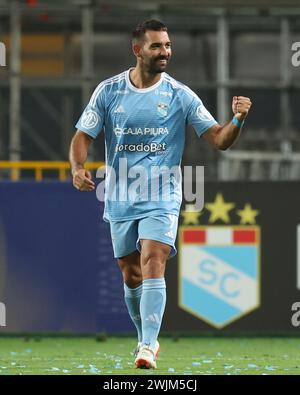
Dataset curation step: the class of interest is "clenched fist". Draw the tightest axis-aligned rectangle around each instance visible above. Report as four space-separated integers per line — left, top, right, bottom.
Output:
232 96 252 119
72 168 95 192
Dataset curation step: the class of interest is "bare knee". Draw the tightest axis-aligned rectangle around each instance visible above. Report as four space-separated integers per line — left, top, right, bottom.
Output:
118 251 142 288
123 270 143 288
142 251 165 268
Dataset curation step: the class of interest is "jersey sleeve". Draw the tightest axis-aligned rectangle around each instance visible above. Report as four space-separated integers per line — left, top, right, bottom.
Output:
75 84 106 138
186 93 218 137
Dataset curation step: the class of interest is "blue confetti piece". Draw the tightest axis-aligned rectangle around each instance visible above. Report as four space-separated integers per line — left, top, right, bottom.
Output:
77 364 84 368
25 349 32 353
51 367 60 371
224 365 233 370
265 366 276 371
248 364 258 368
203 360 213 363
168 368 175 372
88 365 100 374
10 352 17 356
88 367 99 374
63 370 70 373
192 362 201 366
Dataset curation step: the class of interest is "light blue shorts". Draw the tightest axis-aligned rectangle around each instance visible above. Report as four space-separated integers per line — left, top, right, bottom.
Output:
109 214 179 259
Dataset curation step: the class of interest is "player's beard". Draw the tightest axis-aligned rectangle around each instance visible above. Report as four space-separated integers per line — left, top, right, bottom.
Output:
147 55 170 74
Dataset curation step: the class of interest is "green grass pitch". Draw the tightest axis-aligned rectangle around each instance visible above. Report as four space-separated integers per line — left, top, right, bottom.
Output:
0 337 300 375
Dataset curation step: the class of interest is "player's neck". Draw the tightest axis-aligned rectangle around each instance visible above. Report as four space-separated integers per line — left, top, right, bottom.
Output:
129 66 161 89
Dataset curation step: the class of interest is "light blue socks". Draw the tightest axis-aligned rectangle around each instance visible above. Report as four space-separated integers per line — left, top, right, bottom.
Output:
124 283 143 342
140 278 166 351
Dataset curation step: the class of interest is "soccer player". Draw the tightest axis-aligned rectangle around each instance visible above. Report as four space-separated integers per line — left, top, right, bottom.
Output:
69 20 252 369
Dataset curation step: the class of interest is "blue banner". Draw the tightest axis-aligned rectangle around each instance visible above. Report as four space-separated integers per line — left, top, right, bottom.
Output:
0 181 132 333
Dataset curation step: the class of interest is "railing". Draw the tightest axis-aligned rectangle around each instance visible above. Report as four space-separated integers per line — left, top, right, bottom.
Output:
218 150 300 180
0 161 105 181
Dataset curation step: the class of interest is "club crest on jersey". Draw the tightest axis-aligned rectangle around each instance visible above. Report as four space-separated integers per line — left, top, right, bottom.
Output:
179 196 261 329
81 110 99 129
157 102 168 117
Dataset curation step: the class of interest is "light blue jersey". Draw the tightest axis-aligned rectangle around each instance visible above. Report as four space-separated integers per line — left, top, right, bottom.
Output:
76 68 218 222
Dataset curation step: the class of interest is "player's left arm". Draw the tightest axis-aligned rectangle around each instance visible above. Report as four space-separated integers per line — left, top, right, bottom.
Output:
202 96 252 150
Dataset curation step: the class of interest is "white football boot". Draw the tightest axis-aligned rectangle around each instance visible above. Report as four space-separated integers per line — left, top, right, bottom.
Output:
134 341 160 369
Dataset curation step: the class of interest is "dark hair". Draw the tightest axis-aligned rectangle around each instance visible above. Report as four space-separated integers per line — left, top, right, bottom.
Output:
132 19 168 41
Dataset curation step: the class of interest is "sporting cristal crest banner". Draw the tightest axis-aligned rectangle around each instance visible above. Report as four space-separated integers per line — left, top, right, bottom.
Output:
179 193 260 328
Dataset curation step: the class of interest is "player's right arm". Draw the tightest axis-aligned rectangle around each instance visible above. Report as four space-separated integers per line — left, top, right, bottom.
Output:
70 81 106 191
69 130 95 191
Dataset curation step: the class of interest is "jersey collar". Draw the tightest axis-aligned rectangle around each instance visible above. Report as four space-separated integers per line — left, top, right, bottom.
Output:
125 68 164 93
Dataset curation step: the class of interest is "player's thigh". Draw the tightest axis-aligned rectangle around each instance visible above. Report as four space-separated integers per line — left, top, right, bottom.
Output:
109 219 139 259
138 214 179 259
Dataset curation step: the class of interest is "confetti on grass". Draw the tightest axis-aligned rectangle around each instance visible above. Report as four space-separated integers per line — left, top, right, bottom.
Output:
88 365 100 374
265 366 276 371
2 337 300 375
